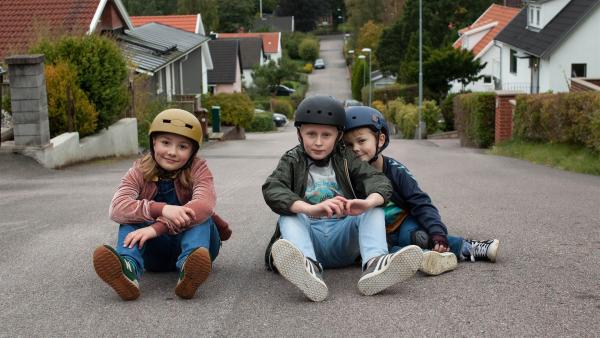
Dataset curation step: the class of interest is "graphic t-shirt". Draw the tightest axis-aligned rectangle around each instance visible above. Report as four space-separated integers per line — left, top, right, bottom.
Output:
304 160 342 204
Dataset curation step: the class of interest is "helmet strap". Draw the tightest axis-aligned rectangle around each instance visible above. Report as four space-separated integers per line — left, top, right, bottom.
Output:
368 131 383 164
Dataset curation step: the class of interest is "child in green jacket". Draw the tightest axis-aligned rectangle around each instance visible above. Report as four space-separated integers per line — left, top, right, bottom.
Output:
262 96 423 301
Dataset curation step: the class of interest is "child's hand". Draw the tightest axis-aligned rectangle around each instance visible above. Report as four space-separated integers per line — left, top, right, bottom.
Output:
124 226 158 249
344 198 371 216
162 205 196 229
310 196 348 218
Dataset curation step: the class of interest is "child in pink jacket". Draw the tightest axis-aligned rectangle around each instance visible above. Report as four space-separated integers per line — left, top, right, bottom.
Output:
93 109 231 301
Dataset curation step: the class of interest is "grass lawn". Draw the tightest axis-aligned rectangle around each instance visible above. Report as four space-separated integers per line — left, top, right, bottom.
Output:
489 139 600 176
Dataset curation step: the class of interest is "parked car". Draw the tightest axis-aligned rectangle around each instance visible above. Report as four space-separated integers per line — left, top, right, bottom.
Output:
314 58 325 69
272 85 296 96
255 109 289 127
343 99 362 108
272 113 289 127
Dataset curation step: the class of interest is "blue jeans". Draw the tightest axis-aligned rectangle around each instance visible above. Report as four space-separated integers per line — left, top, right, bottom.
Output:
116 219 220 278
115 179 220 278
387 215 464 257
278 208 388 269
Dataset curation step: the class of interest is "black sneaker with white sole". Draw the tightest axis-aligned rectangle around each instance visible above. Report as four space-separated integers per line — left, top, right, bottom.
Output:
357 245 423 296
465 239 499 262
271 239 328 302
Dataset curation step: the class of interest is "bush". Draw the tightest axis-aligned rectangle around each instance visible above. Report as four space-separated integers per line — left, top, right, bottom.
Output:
302 63 313 74
441 93 459 131
298 38 319 63
392 99 418 139
454 92 496 148
290 84 308 110
283 32 310 60
45 62 98 138
271 99 294 118
513 92 600 153
372 100 386 114
247 112 275 132
362 83 428 106
31 34 129 131
352 60 367 101
202 92 255 128
422 100 442 135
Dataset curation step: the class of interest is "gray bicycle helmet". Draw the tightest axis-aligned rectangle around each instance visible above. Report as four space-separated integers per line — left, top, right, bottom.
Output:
294 95 346 130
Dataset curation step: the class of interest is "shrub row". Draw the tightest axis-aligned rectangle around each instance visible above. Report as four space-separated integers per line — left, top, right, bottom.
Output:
513 92 600 153
454 93 496 148
361 83 430 106
381 98 442 139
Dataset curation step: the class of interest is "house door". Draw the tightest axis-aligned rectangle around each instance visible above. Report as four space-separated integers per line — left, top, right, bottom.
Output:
530 57 540 93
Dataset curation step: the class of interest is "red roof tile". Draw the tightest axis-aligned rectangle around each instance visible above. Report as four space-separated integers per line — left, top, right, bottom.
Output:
454 4 520 57
217 32 280 54
131 15 198 33
0 0 101 60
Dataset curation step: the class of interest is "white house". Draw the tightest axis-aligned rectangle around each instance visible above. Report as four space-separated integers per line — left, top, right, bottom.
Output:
494 0 600 93
450 4 520 93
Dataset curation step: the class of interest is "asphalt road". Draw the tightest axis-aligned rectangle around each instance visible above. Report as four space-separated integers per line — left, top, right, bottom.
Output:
1 35 599 337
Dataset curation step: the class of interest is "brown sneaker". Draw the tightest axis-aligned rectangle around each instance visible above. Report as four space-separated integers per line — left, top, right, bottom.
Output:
175 248 211 299
93 245 140 301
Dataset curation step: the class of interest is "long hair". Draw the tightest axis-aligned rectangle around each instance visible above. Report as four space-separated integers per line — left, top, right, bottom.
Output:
139 153 194 189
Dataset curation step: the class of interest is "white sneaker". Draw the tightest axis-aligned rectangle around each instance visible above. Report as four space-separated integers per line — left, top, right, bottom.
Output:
420 251 458 276
271 239 328 302
357 245 423 296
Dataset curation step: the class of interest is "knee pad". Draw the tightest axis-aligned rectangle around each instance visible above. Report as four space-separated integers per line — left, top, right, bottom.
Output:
410 230 430 249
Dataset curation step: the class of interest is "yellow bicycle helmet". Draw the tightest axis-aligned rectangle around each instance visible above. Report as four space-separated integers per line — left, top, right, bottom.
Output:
149 108 202 145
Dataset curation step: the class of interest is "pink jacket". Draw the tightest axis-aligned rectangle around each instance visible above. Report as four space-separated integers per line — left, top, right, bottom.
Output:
109 157 231 239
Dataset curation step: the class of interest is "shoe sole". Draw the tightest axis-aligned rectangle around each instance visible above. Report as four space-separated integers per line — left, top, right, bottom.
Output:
93 246 140 301
488 239 500 262
420 251 458 276
271 239 328 302
358 245 423 296
175 248 211 299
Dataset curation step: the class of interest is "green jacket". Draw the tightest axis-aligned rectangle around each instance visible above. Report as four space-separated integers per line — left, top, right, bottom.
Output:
262 144 393 215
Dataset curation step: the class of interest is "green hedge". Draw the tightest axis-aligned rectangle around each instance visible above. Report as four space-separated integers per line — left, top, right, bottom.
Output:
362 83 430 105
513 92 600 153
386 98 441 138
454 93 496 148
247 112 275 132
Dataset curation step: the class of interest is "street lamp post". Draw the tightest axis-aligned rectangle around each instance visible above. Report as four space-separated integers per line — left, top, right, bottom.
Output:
417 0 423 139
361 48 372 106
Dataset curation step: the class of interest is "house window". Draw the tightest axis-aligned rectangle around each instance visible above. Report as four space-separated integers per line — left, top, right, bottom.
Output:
571 64 587 77
528 5 541 28
510 49 517 74
483 75 492 84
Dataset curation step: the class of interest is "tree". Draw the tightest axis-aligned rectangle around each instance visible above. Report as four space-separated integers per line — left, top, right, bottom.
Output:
422 47 485 99
218 0 255 32
176 0 219 32
255 0 279 14
357 20 384 63
351 59 368 101
251 59 298 96
377 0 496 74
277 0 326 32
298 38 319 62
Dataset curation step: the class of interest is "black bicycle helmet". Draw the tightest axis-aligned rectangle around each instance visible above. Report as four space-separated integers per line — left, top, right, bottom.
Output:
345 106 390 162
294 95 346 130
